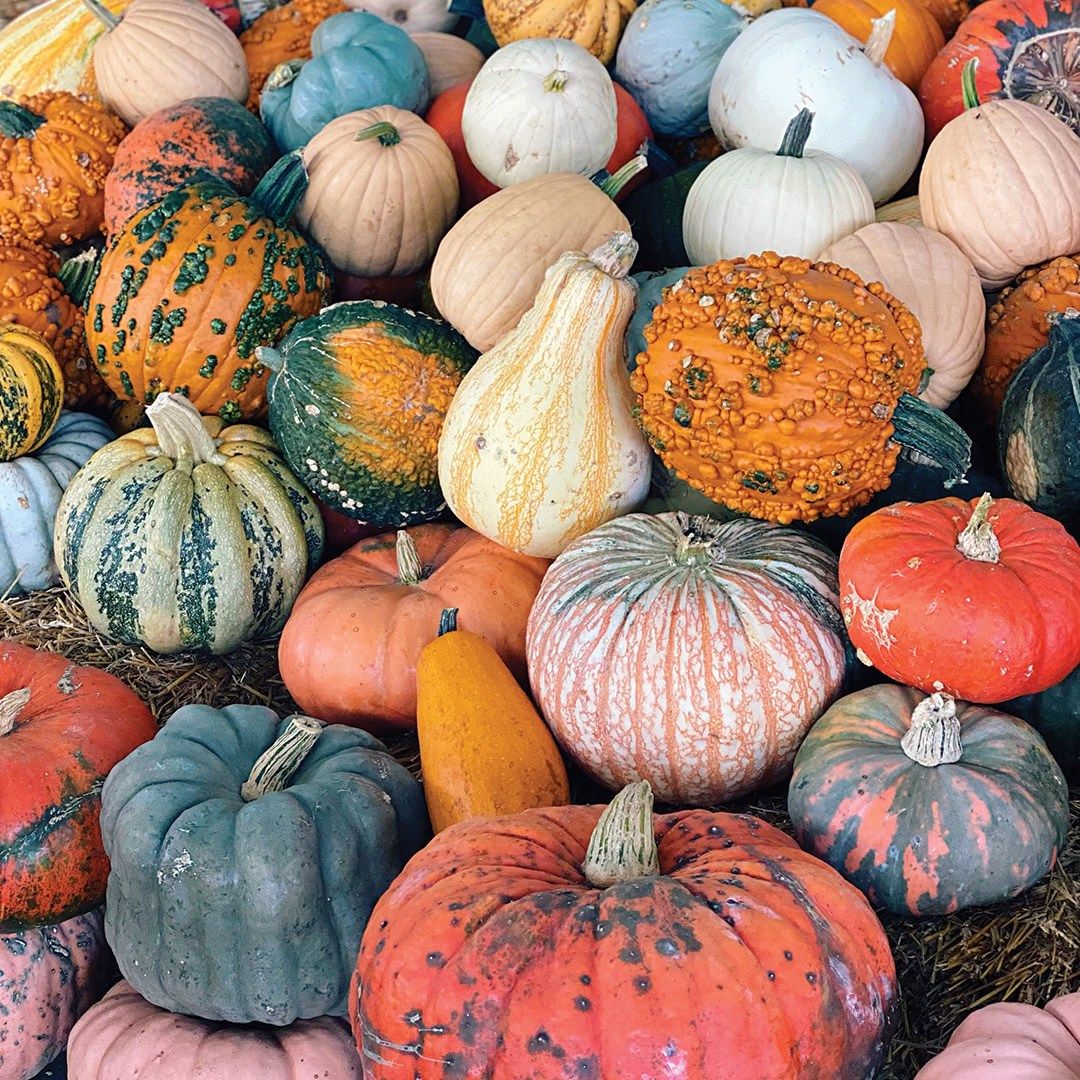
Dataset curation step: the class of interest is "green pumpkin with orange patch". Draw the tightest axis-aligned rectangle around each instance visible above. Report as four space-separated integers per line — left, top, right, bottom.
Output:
261 300 477 527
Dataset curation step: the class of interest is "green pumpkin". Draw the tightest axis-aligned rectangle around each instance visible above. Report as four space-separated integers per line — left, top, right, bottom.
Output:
101 704 430 1025
627 266 691 369
1004 664 1080 785
54 393 323 655
261 300 477 528
622 162 707 273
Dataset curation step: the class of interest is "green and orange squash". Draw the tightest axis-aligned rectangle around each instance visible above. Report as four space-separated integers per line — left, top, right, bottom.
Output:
0 322 65 464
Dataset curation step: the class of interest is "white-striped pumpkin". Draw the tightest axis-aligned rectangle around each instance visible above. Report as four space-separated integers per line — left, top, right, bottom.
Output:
526 512 849 804
437 232 650 558
54 393 323 655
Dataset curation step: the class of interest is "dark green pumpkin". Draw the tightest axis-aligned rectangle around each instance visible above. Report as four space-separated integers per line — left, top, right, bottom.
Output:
622 162 707 272
261 300 477 527
101 703 430 1025
1004 664 1080 785
627 266 690 369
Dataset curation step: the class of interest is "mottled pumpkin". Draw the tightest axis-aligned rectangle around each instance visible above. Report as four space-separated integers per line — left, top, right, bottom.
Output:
0 322 64 464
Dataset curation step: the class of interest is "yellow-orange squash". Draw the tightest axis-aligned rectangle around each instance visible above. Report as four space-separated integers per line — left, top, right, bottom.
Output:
482 0 636 63
0 322 64 462
417 608 570 833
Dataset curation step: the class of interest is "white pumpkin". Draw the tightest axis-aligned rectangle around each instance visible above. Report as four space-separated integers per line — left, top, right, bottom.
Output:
410 31 485 96
462 38 617 188
683 108 874 264
344 0 455 31
708 8 923 203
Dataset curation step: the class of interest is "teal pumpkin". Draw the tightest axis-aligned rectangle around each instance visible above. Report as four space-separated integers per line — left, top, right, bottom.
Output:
1004 664 1080 785
622 162 708 272
260 12 430 152
627 266 690 368
261 300 477 527
0 411 111 596
615 0 745 137
101 704 429 1025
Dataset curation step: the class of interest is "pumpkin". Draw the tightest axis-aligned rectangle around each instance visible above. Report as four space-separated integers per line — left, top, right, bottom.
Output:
462 38 616 187
876 193 922 225
351 0 456 30
998 314 1080 532
439 233 650 557
626 265 689 365
1005 663 1080 787
631 253 971 524
708 9 924 203
261 300 476 526
839 494 1080 702
279 525 549 730
410 30 484 95
102 704 429 1024
920 61 1080 289
528 511 848 802
622 160 708 271
85 0 248 126
103 96 276 236
353 781 896 1078
87 152 332 422
482 0 636 64
297 107 457 277
0 323 64 465
68 981 360 1079
0 642 155 930
789 684 1069 916
819 222 985 409
0 93 126 246
259 11 430 153
55 392 324 655
683 108 875 264
0 411 112 596
0 909 112 1080
919 0 1080 141
615 0 745 137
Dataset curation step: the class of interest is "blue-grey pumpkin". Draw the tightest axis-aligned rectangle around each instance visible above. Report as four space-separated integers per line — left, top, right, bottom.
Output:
101 704 430 1026
627 266 691 368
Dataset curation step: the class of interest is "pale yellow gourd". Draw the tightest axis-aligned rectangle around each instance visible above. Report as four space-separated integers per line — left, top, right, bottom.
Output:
437 232 650 559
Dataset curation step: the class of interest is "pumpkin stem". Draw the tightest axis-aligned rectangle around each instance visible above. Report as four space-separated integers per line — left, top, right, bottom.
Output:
863 9 895 66
438 608 458 636
355 120 401 147
241 715 325 801
395 529 426 584
583 781 660 887
891 393 971 486
543 68 568 92
264 58 305 92
961 58 981 110
57 249 101 309
587 232 638 279
145 393 226 468
0 687 30 737
956 493 1001 563
0 101 44 138
255 345 282 372
597 155 648 200
250 150 309 227
901 692 963 766
81 0 120 28
673 513 727 566
776 109 814 159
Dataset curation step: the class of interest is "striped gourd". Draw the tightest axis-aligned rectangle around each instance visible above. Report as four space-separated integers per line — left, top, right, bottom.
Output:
54 392 324 655
0 322 64 463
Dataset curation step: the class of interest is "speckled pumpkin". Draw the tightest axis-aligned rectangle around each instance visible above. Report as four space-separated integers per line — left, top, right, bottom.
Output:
0 322 64 464
86 152 332 422
482 0 637 63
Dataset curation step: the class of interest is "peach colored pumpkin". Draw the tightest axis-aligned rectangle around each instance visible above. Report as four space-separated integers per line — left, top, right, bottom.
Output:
820 222 985 408
409 31 484 96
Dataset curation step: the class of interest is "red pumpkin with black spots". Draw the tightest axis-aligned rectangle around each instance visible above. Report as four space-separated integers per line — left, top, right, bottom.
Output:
0 643 156 931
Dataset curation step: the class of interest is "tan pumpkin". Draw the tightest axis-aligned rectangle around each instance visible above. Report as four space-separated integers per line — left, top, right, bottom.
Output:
820 222 985 408
876 194 922 226
409 31 484 96
482 0 636 64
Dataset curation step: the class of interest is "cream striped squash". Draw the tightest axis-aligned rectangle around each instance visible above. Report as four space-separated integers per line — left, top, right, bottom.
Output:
526 512 849 804
54 393 324 655
437 232 650 558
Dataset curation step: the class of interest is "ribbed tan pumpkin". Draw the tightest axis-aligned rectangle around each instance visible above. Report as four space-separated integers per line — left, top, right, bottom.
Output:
820 222 985 408
438 232 650 558
876 194 921 226
409 31 484 96
298 107 458 278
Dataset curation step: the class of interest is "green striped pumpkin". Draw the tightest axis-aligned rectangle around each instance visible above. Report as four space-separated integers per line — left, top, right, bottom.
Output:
54 393 324 655
0 322 64 464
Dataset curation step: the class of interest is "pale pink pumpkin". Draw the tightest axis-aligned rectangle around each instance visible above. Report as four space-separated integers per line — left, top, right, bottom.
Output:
526 512 848 805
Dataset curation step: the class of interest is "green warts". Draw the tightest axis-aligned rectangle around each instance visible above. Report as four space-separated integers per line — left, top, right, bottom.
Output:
175 244 215 294
210 319 227 335
0 100 45 138
110 265 149 327
199 355 219 379
148 305 187 345
219 402 242 422
119 370 135 397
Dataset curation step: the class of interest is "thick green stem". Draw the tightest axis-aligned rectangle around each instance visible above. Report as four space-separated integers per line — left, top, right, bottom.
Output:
241 715 324 801
583 781 660 887
776 109 814 159
81 0 120 28
961 59 981 110
588 231 638 279
355 120 401 147
250 150 309 226
956 493 1000 563
57 249 101 309
891 392 971 486
146 393 225 467
438 608 458 636
396 530 426 585
0 102 44 138
597 155 648 199
901 693 962 766
0 687 30 737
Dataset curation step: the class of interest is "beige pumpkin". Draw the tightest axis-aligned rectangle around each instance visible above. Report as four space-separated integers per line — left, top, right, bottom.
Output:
438 232 650 558
876 194 921 226
820 222 984 408
86 0 248 126
410 31 484 96
298 106 458 278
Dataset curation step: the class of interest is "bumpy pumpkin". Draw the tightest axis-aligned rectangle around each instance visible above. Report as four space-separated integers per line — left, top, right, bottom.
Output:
789 685 1069 916
353 781 896 1079
631 253 971 524
102 704 430 1024
279 525 549 730
483 0 636 63
839 494 1080 702
262 300 476 527
0 642 155 931
87 152 332 422
55 393 324 655
0 322 64 464
527 512 849 803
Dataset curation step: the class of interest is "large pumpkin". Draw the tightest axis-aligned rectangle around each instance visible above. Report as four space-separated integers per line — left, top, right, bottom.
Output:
55 393 324 655
789 684 1069 916
0 322 64 464
482 0 636 63
102 704 430 1024
353 781 897 1079
527 512 849 804
0 642 155 931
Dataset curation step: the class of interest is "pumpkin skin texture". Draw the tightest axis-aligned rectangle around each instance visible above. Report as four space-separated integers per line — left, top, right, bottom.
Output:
0 322 64 465
103 96 275 236
482 0 636 64
352 787 897 1080
1005 664 1080 789
0 642 156 931
54 393 324 656
101 704 430 1024
839 495 1080 703
262 300 477 528
527 512 848 803
0 411 112 597
410 31 484 96
0 909 113 1080
278 525 549 731
789 684 1069 917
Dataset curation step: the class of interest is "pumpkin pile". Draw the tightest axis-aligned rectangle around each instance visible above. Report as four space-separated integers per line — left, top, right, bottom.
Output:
0 0 1078 1073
